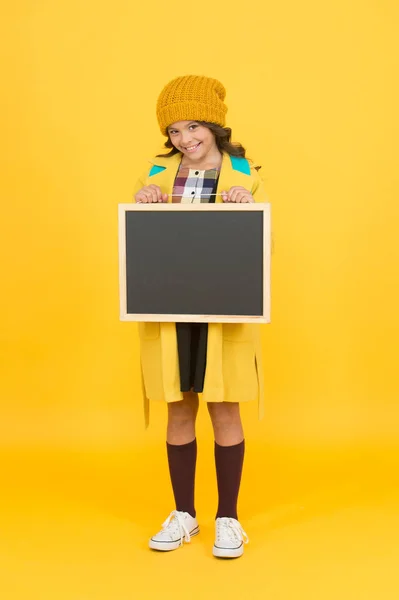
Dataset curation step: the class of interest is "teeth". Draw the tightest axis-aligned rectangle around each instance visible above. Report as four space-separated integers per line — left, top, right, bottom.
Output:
186 143 200 150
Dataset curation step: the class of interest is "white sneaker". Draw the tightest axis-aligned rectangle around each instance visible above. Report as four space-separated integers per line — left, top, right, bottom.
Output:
149 510 199 551
213 517 249 558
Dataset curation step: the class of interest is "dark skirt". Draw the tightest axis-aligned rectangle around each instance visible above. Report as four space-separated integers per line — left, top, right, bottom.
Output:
176 323 208 393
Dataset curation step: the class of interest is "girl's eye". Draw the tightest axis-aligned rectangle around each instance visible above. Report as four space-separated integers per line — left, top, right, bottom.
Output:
189 124 198 130
169 130 178 135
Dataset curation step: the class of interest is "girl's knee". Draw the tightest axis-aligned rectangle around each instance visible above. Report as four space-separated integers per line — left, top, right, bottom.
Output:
168 396 198 427
167 400 197 444
207 402 240 426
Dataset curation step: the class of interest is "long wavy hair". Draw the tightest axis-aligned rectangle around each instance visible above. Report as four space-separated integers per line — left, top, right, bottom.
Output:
156 121 247 159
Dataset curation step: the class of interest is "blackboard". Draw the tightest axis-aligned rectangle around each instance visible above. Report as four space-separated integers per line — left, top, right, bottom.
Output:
118 203 270 323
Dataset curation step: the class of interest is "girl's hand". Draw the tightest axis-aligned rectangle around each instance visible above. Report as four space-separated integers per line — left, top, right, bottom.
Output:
221 187 255 203
135 185 168 203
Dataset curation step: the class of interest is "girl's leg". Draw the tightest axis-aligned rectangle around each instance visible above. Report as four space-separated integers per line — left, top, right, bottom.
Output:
166 391 199 517
207 402 245 520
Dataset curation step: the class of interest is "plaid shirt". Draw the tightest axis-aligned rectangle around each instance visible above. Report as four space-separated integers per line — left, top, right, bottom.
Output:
172 165 220 203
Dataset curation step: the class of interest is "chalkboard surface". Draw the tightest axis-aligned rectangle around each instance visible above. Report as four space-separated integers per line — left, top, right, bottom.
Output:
119 204 270 323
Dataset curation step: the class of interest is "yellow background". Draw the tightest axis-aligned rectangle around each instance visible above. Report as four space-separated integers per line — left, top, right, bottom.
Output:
1 1 399 598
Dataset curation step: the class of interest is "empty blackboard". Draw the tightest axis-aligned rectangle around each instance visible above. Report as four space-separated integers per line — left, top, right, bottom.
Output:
118 203 270 323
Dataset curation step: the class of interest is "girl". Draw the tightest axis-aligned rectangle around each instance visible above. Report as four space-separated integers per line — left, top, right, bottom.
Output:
133 75 268 558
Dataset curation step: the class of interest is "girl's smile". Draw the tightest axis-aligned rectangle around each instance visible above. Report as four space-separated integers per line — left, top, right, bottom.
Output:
184 142 202 153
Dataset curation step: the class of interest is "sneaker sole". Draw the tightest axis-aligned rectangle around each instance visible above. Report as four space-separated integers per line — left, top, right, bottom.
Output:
213 543 244 558
149 527 200 552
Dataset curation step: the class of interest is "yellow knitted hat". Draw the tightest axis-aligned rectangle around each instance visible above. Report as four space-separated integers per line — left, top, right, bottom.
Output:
156 75 228 135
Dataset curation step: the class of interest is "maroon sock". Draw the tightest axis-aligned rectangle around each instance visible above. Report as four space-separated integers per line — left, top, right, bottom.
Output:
215 440 245 520
166 438 197 518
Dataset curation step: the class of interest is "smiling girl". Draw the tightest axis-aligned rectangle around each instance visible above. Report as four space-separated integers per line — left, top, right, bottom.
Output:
133 75 268 558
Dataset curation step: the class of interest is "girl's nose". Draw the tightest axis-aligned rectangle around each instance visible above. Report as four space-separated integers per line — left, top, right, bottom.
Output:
180 132 193 146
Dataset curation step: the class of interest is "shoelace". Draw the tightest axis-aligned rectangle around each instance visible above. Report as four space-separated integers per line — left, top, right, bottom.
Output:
161 511 191 546
218 518 249 545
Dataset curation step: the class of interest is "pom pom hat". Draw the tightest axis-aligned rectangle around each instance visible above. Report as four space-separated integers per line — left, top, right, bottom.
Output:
156 75 228 135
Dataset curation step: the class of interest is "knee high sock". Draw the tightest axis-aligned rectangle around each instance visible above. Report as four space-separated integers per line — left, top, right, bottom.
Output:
215 440 245 520
166 438 197 518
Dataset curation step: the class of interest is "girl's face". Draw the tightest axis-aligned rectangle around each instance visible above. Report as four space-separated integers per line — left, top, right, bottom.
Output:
167 121 219 162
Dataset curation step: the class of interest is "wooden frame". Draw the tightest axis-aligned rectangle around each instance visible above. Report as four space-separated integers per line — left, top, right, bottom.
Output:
118 203 271 323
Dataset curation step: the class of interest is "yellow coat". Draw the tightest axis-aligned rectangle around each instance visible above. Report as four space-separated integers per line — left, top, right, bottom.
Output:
132 152 269 427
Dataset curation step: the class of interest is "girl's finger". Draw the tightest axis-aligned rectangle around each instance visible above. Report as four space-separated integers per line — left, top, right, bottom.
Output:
151 185 163 203
145 186 155 203
221 190 229 202
243 191 255 203
229 187 239 203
